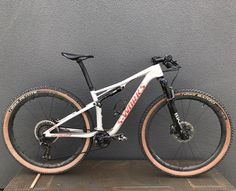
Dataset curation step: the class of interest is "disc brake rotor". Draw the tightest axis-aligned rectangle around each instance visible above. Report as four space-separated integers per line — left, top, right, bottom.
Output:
34 120 59 144
172 121 194 143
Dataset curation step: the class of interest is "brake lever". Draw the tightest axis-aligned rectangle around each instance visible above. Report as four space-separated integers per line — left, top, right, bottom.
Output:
172 60 181 68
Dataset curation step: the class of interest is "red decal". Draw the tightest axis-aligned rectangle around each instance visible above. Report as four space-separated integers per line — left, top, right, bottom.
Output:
117 85 146 124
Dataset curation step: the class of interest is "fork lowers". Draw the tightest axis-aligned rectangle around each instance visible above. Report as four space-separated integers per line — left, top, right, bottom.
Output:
159 77 184 136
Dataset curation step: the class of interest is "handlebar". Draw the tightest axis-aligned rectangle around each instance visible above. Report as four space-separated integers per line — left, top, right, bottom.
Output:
152 55 181 69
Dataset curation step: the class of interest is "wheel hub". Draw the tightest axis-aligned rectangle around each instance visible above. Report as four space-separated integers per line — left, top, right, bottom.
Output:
171 121 194 143
34 120 59 144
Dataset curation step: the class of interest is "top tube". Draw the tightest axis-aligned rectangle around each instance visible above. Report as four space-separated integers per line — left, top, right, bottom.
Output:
94 65 160 94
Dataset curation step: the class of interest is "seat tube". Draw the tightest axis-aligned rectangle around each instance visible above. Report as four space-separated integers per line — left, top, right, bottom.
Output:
90 91 103 131
77 61 94 91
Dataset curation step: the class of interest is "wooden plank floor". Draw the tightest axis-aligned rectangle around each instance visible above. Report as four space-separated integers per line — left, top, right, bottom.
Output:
4 160 236 191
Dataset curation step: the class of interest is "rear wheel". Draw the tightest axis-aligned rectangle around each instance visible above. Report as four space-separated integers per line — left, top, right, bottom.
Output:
139 89 232 176
2 87 92 174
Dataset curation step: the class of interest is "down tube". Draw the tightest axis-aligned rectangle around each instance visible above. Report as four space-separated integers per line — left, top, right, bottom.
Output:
108 76 151 136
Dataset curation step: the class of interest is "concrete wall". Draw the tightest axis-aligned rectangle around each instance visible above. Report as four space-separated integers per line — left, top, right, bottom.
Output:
0 0 236 188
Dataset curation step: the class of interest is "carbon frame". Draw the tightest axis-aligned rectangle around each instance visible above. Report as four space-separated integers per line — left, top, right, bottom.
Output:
43 64 164 138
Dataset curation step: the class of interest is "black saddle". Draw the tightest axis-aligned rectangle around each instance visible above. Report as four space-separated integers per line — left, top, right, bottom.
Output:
61 52 94 62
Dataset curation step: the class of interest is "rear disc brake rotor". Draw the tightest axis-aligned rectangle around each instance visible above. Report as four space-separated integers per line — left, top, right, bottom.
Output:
34 120 59 144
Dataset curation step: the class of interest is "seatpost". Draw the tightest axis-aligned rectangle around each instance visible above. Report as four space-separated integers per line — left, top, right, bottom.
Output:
76 60 95 91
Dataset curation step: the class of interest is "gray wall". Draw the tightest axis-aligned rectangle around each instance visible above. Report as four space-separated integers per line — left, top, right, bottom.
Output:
0 0 236 188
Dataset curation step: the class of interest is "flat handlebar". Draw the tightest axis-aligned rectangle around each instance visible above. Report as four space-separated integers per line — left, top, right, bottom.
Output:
152 55 181 69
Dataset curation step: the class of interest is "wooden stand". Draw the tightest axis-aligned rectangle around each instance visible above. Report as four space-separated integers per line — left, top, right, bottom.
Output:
30 174 41 189
4 160 235 191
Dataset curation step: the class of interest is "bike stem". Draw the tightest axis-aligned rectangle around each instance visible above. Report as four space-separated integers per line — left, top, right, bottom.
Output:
159 77 183 133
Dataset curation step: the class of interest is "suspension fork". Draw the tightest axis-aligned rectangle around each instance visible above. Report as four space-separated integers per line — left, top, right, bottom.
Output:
159 77 183 133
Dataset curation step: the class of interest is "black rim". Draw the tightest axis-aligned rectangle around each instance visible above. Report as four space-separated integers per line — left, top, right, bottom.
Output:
8 90 88 168
145 93 227 171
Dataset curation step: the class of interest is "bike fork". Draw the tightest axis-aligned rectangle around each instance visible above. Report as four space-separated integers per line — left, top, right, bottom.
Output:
159 77 183 133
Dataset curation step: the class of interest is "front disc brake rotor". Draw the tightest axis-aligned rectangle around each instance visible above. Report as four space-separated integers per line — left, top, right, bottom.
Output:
172 121 194 143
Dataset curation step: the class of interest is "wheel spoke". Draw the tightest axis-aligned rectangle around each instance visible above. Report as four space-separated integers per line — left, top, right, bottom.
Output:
184 100 192 120
49 96 55 119
173 143 183 160
59 102 70 119
192 104 207 125
24 104 39 121
187 143 196 160
180 100 185 119
37 99 47 119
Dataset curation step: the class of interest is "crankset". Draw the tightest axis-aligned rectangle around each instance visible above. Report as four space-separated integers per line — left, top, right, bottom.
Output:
93 131 128 148
93 131 111 148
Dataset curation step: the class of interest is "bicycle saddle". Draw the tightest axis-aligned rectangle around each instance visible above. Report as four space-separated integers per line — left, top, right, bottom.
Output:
61 52 94 61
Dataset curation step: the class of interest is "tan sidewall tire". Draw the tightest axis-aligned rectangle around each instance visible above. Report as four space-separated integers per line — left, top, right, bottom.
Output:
141 92 232 177
3 88 91 174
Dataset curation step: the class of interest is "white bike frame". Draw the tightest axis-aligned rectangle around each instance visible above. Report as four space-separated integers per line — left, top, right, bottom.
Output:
43 64 164 138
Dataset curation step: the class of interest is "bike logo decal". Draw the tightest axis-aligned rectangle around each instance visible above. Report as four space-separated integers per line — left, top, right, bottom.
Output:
174 112 181 124
180 93 216 105
117 85 146 125
8 91 37 112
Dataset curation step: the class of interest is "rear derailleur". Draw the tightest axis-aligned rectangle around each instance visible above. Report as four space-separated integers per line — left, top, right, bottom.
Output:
38 135 54 161
39 139 52 160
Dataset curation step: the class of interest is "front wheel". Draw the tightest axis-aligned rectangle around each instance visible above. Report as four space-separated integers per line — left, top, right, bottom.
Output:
139 89 232 177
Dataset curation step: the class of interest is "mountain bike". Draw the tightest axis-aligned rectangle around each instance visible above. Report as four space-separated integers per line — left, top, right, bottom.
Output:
2 52 232 176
